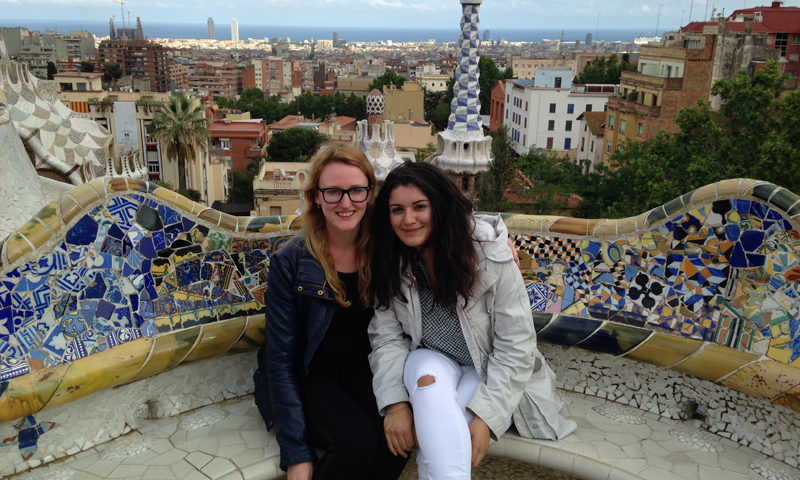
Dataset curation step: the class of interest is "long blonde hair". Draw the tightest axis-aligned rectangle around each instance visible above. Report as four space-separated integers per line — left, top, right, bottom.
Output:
302 145 376 307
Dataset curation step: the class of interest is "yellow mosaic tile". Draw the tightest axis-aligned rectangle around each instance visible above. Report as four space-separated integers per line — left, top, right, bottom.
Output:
46 338 152 409
767 323 800 367
182 317 247 363
58 193 82 225
505 215 560 234
17 218 53 249
690 183 719 206
550 217 590 236
126 179 150 192
739 179 766 197
218 213 239 232
132 328 201 381
228 314 266 353
169 192 198 216
589 220 617 238
236 216 252 233
672 343 760 381
106 178 129 193
716 178 742 198
4 232 34 265
151 186 178 205
614 216 639 236
774 385 800 414
68 182 102 208
35 201 60 233
623 332 703 367
0 364 70 422
721 360 800 400
198 208 222 226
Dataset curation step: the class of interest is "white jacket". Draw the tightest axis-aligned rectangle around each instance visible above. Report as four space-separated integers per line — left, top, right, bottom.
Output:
369 216 576 440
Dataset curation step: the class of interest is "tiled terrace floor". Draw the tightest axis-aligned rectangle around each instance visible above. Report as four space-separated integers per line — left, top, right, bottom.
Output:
8 391 799 480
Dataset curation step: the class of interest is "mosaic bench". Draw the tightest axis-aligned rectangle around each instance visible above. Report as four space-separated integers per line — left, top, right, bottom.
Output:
1 178 799 478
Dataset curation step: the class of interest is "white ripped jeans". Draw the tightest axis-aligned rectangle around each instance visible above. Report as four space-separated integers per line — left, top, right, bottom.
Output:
403 348 481 480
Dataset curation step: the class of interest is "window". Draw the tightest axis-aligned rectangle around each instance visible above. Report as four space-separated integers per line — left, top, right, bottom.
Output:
60 83 74 91
792 35 800 45
506 94 509 102
580 138 585 152
462 176 470 191
548 120 555 131
591 140 595 152
606 141 612 154
505 109 508 119
524 118 527 128
567 104 574 114
652 94 658 107
637 122 644 136
775 33 788 57
608 115 615 130
564 138 572 150
549 103 556 113
554 77 562 88
525 102 528 111
221 139 231 149
585 104 593 112
523 135 526 146
620 119 626 134
546 137 554 149
565 120 572 131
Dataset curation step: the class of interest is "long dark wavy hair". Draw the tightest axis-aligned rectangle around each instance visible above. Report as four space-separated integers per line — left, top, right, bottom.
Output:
372 161 477 309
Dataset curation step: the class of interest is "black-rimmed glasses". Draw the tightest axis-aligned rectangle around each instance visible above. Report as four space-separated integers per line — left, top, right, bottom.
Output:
318 186 372 204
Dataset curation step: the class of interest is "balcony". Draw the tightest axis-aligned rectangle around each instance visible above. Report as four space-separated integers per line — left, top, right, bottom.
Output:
620 71 683 91
208 146 232 165
608 96 661 117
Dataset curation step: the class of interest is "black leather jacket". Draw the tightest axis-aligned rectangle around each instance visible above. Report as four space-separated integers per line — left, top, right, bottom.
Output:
253 234 338 470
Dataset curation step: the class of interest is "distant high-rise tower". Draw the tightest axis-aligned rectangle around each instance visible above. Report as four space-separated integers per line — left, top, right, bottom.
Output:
483 29 490 41
425 0 492 188
208 17 215 39
585 32 593 45
231 18 239 43
333 31 339 44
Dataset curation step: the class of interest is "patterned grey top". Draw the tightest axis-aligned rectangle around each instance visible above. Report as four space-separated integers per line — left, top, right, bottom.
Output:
415 259 474 367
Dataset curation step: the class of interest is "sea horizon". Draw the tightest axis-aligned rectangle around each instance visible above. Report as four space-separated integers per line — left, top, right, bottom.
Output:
0 18 660 44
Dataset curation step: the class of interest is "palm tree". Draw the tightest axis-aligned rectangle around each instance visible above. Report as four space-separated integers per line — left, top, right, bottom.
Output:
152 94 209 191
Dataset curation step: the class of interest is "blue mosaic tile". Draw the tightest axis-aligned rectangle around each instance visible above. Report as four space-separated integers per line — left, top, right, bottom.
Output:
538 314 602 346
66 215 99 246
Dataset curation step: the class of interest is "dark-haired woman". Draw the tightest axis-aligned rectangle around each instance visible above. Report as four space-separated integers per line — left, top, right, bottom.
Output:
253 145 407 480
369 161 576 479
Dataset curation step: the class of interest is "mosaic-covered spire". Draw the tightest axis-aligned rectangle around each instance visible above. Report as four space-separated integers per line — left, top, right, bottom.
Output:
448 0 482 132
425 0 491 177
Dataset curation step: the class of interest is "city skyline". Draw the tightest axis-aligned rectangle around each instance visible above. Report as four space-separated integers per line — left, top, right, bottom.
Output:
1 0 794 32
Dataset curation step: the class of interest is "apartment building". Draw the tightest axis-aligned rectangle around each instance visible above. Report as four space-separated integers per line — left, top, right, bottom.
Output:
383 81 424 123
604 22 778 162
683 1 800 82
244 57 292 94
504 71 617 158
98 39 170 93
575 111 607 174
188 62 243 98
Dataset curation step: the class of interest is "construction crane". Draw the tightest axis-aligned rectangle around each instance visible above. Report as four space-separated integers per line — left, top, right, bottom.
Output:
113 0 126 28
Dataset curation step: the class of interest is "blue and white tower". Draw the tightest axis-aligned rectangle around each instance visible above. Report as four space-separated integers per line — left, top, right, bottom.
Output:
426 0 492 182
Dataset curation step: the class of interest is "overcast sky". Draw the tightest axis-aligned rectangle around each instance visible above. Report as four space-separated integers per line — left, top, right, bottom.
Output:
1 0 795 31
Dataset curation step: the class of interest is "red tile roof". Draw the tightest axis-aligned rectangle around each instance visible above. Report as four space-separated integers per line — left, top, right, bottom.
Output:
210 121 266 138
682 4 800 34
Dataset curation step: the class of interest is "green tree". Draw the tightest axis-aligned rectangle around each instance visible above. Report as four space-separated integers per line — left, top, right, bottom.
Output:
414 142 437 163
581 60 800 218
102 62 122 83
266 128 327 162
574 54 635 85
152 94 209 191
79 61 95 73
474 127 517 211
46 61 58 80
478 56 513 115
369 70 405 91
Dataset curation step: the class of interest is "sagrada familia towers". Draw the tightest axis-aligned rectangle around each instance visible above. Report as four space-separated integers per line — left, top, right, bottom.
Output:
426 0 492 186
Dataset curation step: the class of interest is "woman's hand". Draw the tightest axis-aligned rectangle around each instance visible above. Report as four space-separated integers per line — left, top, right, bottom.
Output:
469 416 491 467
384 402 416 457
287 461 313 480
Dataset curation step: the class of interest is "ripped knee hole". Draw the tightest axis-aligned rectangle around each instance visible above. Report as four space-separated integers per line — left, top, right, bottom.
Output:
417 375 436 387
